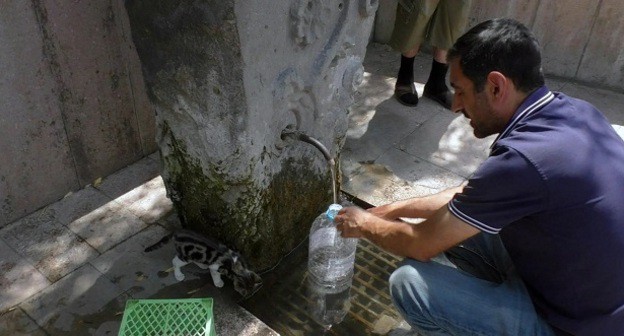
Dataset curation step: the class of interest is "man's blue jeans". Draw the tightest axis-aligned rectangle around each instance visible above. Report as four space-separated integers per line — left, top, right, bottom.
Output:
389 233 556 335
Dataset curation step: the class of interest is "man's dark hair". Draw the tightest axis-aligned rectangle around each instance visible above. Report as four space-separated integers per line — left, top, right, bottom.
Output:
448 18 545 93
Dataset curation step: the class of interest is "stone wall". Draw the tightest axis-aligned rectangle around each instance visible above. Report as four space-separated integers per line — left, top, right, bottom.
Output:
374 0 624 92
0 0 156 226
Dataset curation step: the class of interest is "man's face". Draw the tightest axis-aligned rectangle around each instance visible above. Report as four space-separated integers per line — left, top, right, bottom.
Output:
449 59 506 139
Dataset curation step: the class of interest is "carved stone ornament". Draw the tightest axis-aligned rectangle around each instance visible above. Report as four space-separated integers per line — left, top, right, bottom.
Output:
342 57 364 94
359 0 379 17
273 68 316 149
290 0 330 46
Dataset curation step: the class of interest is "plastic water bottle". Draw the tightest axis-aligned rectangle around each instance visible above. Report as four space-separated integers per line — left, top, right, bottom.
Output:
307 203 358 328
306 276 352 328
308 203 358 288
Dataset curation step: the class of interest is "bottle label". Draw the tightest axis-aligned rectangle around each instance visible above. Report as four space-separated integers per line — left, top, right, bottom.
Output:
310 227 336 251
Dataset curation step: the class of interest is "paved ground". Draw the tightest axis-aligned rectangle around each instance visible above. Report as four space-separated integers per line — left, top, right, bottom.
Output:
2 42 624 335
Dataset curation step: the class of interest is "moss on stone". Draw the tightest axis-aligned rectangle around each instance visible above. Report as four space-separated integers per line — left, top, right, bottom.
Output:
160 121 332 271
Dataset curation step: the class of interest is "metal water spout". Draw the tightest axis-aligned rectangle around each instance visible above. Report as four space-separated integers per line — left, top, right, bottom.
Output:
281 127 338 204
280 128 335 166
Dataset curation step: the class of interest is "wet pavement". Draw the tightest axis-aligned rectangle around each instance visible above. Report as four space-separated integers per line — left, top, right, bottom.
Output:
2 42 624 335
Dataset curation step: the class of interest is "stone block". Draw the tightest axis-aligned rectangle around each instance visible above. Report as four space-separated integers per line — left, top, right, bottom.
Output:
112 0 158 154
342 147 465 206
576 0 624 90
532 0 595 78
0 1 79 226
376 147 466 190
467 0 539 29
41 0 144 185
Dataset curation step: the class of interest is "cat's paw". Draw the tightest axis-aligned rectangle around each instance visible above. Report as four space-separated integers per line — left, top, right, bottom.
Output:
174 272 186 282
213 278 224 288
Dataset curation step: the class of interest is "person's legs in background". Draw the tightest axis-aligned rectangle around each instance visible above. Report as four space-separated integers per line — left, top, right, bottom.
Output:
389 0 438 107
395 45 421 106
422 0 472 109
422 47 452 108
389 0 471 109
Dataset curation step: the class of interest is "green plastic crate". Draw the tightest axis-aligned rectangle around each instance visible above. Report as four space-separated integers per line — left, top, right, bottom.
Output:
118 298 216 336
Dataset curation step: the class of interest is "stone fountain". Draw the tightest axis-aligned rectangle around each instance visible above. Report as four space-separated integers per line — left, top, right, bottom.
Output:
124 0 377 270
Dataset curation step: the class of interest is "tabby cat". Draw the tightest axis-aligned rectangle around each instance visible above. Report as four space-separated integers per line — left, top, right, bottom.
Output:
144 229 262 297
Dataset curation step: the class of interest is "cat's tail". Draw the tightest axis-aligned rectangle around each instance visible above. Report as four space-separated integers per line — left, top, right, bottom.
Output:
144 233 173 252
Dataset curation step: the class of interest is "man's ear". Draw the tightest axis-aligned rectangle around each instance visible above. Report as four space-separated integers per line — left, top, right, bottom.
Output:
486 71 508 101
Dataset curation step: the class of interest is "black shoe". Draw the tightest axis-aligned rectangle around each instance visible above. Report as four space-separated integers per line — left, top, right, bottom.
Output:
394 82 419 107
423 84 452 109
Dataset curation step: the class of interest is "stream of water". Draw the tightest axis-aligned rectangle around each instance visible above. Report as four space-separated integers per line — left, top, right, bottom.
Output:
330 160 338 204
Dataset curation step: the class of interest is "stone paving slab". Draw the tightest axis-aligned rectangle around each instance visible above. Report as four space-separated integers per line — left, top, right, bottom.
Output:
89 224 181 298
0 210 99 282
95 155 173 224
117 176 174 224
19 263 126 335
343 43 475 204
345 87 435 162
46 186 114 226
0 239 50 312
375 147 466 191
398 112 494 179
0 308 48 336
94 155 160 200
67 200 147 254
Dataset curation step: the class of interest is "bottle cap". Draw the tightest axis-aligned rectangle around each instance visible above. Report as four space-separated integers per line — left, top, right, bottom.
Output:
326 203 343 221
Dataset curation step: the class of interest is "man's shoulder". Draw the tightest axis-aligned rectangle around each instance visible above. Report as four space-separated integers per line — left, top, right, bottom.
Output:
498 93 611 158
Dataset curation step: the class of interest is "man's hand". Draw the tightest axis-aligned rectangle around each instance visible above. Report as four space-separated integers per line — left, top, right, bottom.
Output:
335 206 374 239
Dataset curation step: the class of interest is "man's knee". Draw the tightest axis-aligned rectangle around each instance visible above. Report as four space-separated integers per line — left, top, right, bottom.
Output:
389 259 461 317
390 263 421 296
389 261 441 332
389 262 427 313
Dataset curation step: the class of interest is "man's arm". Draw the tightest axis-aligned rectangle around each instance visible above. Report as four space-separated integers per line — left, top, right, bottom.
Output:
335 200 480 261
368 185 465 220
